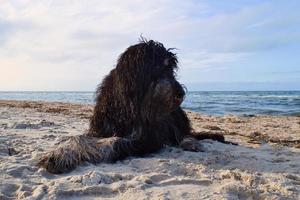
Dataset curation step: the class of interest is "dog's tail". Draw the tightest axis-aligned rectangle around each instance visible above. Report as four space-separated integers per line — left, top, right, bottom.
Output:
37 135 145 174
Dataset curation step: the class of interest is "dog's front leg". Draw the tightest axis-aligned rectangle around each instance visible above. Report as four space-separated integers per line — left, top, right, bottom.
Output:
37 135 150 174
179 136 205 152
37 135 123 174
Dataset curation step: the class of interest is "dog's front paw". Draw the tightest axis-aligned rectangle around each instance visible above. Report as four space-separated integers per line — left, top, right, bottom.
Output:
179 137 204 152
37 148 80 174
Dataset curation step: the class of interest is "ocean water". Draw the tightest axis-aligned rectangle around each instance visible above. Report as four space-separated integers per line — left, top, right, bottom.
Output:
0 91 299 116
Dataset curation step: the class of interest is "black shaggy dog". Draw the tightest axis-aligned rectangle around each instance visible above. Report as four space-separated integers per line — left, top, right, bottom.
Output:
38 39 229 174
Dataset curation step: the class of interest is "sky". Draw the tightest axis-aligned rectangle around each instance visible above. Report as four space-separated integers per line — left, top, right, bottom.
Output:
0 0 299 91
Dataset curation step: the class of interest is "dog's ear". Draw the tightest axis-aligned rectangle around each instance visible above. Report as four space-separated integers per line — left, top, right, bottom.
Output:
114 43 149 102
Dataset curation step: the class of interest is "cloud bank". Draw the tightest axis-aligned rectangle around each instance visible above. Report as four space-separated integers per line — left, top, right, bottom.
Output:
0 0 299 90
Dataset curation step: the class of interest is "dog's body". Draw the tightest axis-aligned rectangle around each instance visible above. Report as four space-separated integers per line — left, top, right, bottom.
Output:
38 40 227 174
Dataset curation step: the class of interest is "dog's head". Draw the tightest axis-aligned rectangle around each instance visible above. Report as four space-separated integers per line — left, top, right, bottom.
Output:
116 39 185 121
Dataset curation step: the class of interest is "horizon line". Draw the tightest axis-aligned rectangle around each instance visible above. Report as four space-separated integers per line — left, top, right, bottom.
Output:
0 90 300 92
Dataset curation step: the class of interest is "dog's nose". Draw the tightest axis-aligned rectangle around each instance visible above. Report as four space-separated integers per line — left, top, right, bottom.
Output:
174 96 183 106
176 90 184 98
174 89 185 106
175 87 185 99
173 80 185 105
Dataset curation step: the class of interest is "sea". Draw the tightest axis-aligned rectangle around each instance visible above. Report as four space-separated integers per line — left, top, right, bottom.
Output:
0 91 299 116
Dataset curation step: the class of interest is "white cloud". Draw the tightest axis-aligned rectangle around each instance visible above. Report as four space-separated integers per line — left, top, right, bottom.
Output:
0 0 299 90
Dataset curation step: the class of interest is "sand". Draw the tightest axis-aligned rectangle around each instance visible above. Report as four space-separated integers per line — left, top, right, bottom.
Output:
0 100 299 200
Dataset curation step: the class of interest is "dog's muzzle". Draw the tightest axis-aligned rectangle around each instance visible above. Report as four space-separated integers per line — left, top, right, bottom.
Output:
173 87 185 106
174 96 184 106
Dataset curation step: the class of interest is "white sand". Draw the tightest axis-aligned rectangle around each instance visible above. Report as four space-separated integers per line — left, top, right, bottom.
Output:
0 100 299 199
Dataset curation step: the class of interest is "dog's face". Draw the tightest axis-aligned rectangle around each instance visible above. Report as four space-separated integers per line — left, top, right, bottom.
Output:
150 57 185 114
135 41 185 120
116 40 185 121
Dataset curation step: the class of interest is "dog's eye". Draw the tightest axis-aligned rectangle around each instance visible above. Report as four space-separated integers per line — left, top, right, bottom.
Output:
162 66 175 77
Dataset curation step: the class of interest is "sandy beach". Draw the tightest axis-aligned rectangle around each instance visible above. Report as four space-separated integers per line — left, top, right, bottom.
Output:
0 100 299 200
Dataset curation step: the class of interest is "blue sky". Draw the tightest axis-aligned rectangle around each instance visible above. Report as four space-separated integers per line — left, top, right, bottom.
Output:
0 0 299 91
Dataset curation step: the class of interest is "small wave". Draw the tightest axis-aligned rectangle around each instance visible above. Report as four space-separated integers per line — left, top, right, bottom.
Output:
1 91 300 116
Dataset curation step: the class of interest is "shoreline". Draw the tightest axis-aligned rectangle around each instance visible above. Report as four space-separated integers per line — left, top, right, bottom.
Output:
1 90 300 117
1 99 299 148
1 98 300 117
0 100 300 199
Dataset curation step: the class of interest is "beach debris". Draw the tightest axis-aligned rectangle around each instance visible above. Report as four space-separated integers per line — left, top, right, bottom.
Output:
202 125 222 130
12 120 56 129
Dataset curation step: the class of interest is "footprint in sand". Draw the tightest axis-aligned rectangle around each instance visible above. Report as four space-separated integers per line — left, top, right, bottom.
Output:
134 173 212 187
159 177 213 186
7 165 34 178
0 183 21 199
69 171 134 186
0 145 18 156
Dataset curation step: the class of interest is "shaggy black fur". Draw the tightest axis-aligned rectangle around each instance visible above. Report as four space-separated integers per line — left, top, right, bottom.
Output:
38 39 230 174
